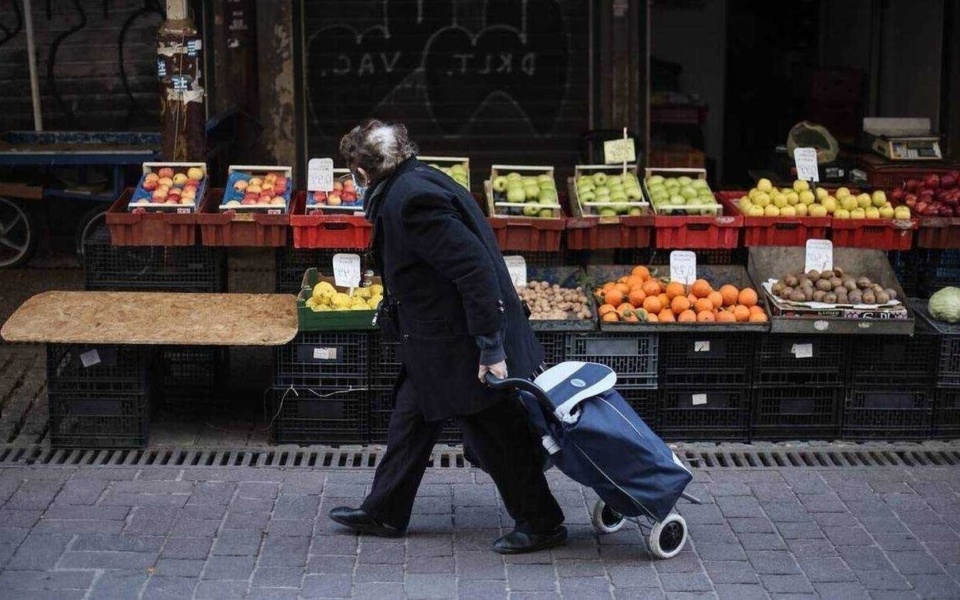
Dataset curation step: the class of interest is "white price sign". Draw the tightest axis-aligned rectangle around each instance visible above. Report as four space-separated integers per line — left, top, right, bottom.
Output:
308 158 334 192
80 349 101 368
792 343 814 359
332 253 361 288
804 239 833 273
504 255 527 288
793 147 820 183
670 251 697 285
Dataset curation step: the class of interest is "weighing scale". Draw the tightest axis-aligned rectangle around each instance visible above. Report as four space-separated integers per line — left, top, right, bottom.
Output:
863 118 942 161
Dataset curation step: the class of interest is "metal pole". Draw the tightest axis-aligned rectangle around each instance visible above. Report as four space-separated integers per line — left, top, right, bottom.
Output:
22 0 43 132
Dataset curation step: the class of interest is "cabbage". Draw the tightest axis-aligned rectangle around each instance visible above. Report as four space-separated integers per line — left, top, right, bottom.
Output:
929 287 960 323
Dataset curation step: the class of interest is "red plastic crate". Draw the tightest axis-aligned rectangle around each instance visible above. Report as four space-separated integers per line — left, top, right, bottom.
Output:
289 192 371 249
105 188 204 246
565 215 654 250
488 217 565 252
915 217 960 249
716 192 830 247
197 190 289 247
829 218 917 250
653 213 742 249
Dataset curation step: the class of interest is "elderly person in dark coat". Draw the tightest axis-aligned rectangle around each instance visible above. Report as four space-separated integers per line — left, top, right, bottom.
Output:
328 120 566 554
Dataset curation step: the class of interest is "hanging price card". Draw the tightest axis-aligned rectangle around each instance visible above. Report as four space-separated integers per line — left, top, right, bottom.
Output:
793 147 820 182
332 253 361 288
308 158 334 192
804 239 833 273
504 256 527 288
670 251 697 285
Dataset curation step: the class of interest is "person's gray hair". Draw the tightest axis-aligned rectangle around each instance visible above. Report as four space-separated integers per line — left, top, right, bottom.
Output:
339 120 418 183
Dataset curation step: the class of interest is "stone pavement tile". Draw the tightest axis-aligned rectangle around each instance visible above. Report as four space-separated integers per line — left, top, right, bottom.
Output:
853 569 912 590
279 472 326 495
180 503 228 520
925 541 960 565
694 541 747 562
112 480 194 495
306 552 356 574
87 571 149 600
406 535 453 557
600 543 655 564
0 509 41 528
758 574 814 594
3 480 61 510
797 493 847 513
135 468 183 481
454 528 501 552
795 557 856 582
141 576 199 599
358 538 405 564
154 558 205 577
201 555 256 580
613 588 666 599
229 497 275 514
406 555 455 574
558 576 613 598
717 496 763 518
355 563 403 583
405 572 459 598
59 551 158 570
714 584 769 599
703 560 758 584
762 503 813 523
195 580 250 599
251 566 302 588
73 534 164 552
511 593 564 600
454 506 501 528
812 582 870 599
213 530 264 556
238 481 280 499
453 483 498 506
786 539 838 560
711 483 752 497
456 550 505 580
0 570 95 590
259 534 308 567
33 519 124 535
905 523 960 543
824 525 875 547
813 512 854 527
409 512 454 533
273 494 320 519
747 551 801 575
905 573 960 600
458 579 508 600
353 581 405 600
161 537 213 560
658 572 712 592
868 592 922 600
42 505 129 520
301 573 352 598
124 507 180 536
0 590 86 600
679 504 725 525
222 511 270 530
780 471 830 494
690 524 738 544
728 518 776 534
847 502 896 519
837 546 895 571
309 533 357 556
555 558 605 578
169 517 221 538
266 518 314 537
887 551 946 574
873 533 925 552
552 534 601 560
859 517 910 535
507 563 558 591
189 482 236 505
775 522 823 540
749 483 797 503
51 479 106 505
739 533 787 551
412 495 454 515
102 492 188 508
654 551 703 574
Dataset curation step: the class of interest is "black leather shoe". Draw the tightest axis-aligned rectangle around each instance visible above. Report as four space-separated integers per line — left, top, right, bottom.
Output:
329 507 406 538
493 525 568 554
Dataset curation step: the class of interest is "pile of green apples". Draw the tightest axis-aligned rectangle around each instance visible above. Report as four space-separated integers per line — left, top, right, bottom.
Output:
491 172 559 218
646 174 720 216
575 171 645 216
428 162 470 190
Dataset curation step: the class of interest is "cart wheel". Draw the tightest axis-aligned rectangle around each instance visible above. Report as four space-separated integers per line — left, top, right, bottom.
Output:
648 513 687 559
591 500 625 534
0 196 37 268
75 207 107 262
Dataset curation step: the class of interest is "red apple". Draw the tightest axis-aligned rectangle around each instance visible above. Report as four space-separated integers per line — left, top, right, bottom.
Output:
142 179 158 192
905 193 918 208
342 192 357 203
906 179 921 193
312 191 327 202
241 197 257 205
924 174 941 189
890 188 905 202
327 193 342 206
941 174 957 190
157 167 174 178
333 181 343 192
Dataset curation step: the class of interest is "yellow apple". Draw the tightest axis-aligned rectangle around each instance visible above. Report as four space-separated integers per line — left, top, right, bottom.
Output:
809 204 828 218
851 208 866 219
822 197 838 213
894 206 911 219
764 204 781 217
795 203 808 217
871 191 887 208
793 179 810 193
836 187 851 199
815 187 829 201
757 178 773 193
834 208 851 219
781 206 797 217
187 167 204 181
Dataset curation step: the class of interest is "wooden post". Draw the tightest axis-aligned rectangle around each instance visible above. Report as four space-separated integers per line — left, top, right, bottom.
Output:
597 0 648 165
159 0 206 161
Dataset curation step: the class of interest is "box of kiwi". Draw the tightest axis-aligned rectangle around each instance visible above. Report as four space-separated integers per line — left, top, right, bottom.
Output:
747 247 913 335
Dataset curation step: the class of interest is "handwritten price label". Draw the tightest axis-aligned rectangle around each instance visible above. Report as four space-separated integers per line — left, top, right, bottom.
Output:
793 147 820 183
603 138 636 165
670 251 697 285
804 239 833 273
308 158 334 192
504 255 527 288
332 253 361 288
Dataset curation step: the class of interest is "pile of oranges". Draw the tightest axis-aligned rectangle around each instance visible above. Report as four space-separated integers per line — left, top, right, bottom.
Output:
595 266 768 324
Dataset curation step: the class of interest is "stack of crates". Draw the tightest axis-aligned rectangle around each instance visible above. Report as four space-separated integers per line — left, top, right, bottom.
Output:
920 250 960 297
751 335 847 440
843 334 937 440
157 346 228 408
275 247 347 294
271 332 369 444
657 333 754 441
46 344 154 448
889 250 922 299
914 302 960 439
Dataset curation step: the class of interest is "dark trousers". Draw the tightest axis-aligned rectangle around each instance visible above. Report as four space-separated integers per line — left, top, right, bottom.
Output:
361 381 565 533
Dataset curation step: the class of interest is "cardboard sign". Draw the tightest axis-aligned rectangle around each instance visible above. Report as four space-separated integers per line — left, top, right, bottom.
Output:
793 147 820 182
691 393 707 406
804 239 833 273
308 158 334 192
332 253 361 288
80 349 101 368
504 256 527 288
792 343 814 359
670 251 697 285
604 138 636 165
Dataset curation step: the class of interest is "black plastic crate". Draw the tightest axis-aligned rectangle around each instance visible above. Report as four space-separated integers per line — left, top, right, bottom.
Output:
275 247 348 293
535 332 568 368
658 387 750 441
889 250 921 298
565 332 658 388
368 332 402 388
47 344 153 397
751 387 843 440
920 249 960 297
847 334 938 388
658 333 754 388
83 226 226 292
158 346 228 404
620 386 659 429
48 391 149 448
268 385 367 445
367 387 461 445
933 389 960 438
274 332 368 387
754 335 847 387
910 302 960 388
841 387 933 440
617 248 747 267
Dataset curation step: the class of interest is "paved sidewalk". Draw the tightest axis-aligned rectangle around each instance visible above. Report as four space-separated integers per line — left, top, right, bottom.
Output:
0 462 957 599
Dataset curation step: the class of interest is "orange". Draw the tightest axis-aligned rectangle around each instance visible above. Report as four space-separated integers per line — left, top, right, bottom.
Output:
618 276 629 284
605 288 625 307
694 298 714 314
691 279 712 298
739 288 759 307
631 265 651 280
678 309 697 323
615 282 631 295
626 275 645 290
749 312 769 323
599 304 617 317
749 305 765 316
617 303 635 317
697 310 716 322
646 312 659 323
732 305 750 322
642 280 662 297
716 310 737 323
642 296 662 315
708 291 724 310
602 282 616 292
628 288 647 307
623 312 640 323
658 309 676 322
671 295 691 315
719 284 739 307
665 282 685 300
602 311 620 322
657 293 670 308
687 293 698 306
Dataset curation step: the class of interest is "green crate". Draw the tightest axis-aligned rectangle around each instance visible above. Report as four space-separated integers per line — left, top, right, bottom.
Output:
297 268 378 331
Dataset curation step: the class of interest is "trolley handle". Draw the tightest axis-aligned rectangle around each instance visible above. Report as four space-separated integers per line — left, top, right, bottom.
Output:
483 373 560 424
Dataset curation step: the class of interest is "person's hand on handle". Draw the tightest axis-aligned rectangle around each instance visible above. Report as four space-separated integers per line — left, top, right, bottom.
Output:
478 360 508 383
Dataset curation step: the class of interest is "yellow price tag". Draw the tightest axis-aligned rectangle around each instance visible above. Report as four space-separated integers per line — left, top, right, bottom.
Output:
604 138 636 164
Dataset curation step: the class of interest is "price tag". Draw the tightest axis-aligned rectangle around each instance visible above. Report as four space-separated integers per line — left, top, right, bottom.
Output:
80 350 101 368
313 347 338 360
694 341 711 353
670 251 697 285
504 256 527 287
804 239 833 273
308 158 334 192
603 138 636 165
792 343 814 359
332 253 361 288
793 147 820 182
691 393 707 406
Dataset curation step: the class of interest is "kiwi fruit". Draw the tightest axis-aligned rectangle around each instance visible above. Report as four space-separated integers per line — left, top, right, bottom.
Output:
875 291 890 304
884 288 898 301
815 279 833 292
856 277 872 290
807 270 821 282
803 288 814 301
799 277 813 289
843 277 858 291
871 283 884 294
789 291 807 303
835 288 849 304
833 267 845 278
823 292 837 304
829 277 843 289
862 291 876 304
820 270 835 280
848 290 863 304
813 290 827 302
784 275 799 287
779 286 794 300
772 282 786 296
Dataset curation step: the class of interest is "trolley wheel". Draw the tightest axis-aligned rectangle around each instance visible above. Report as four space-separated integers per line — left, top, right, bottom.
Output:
591 500 625 534
75 206 107 262
0 196 37 268
648 513 688 559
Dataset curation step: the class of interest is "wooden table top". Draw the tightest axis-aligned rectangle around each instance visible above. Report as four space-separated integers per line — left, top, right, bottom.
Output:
1 291 299 346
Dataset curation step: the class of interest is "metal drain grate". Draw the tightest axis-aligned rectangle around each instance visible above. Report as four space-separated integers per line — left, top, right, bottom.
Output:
0 444 957 470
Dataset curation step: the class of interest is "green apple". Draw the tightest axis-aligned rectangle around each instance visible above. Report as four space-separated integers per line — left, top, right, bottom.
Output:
648 175 664 186
451 164 466 176
523 204 541 217
894 206 911 219
678 176 693 186
522 176 537 186
537 174 553 185
524 185 539 201
879 205 894 219
628 207 643 216
580 190 596 202
577 181 595 193
592 172 608 185
669 194 686 205
611 190 628 202
577 175 592 187
607 175 622 187
492 176 508 192
692 179 709 190
506 187 525 203
626 187 643 200
506 172 522 182
664 178 681 189
595 186 610 196
599 208 617 217
872 190 887 208
538 179 556 190
539 209 553 218
538 188 558 204
680 186 698 201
